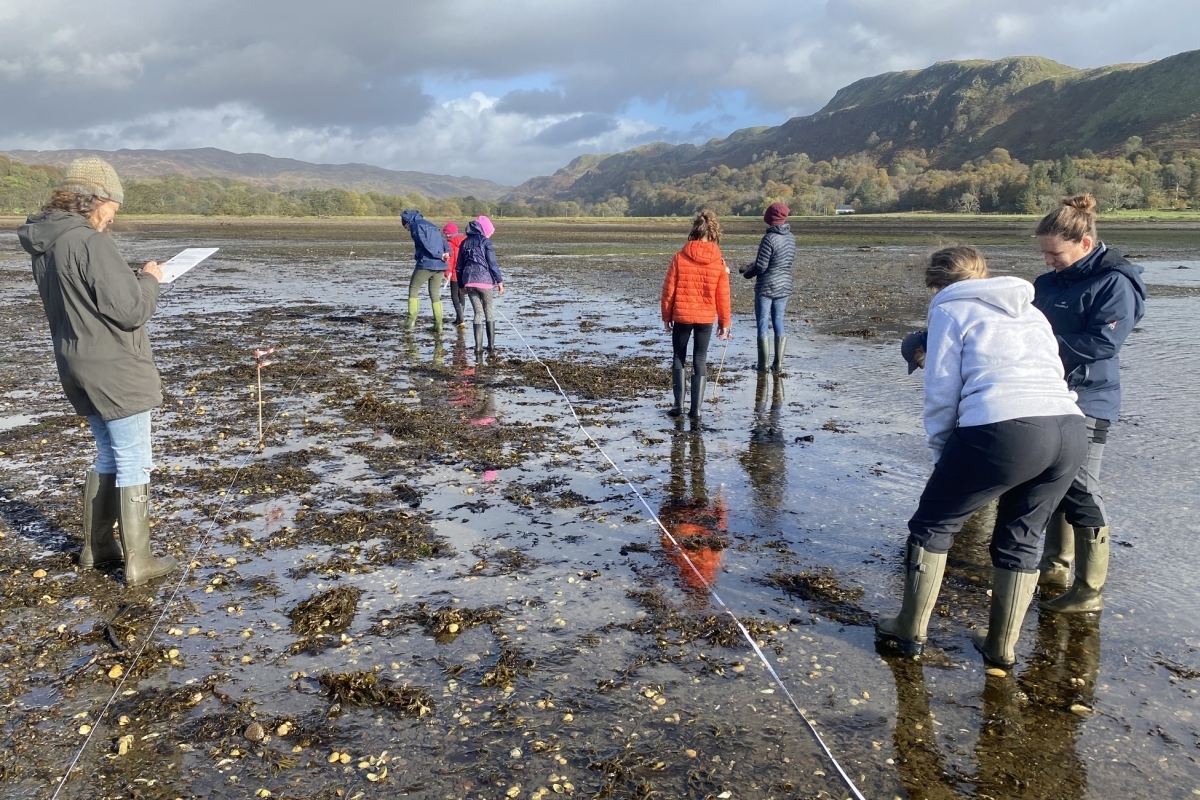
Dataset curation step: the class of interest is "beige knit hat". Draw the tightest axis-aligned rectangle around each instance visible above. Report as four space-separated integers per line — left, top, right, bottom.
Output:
60 156 124 205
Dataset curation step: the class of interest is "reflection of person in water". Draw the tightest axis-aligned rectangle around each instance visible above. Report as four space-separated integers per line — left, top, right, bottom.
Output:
739 373 787 521
658 431 727 594
884 613 1099 800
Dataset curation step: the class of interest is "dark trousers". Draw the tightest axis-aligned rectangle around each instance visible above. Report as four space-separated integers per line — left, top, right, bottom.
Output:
449 281 465 323
908 415 1087 572
1056 416 1109 528
671 323 713 376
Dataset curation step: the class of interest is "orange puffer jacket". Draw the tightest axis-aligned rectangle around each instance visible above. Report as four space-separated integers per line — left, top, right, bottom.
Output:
661 240 731 328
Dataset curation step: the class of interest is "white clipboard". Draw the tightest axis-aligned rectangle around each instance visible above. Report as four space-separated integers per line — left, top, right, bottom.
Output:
159 247 219 283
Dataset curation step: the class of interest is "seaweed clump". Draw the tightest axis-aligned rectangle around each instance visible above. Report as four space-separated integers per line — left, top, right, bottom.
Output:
764 569 870 626
622 589 783 648
505 355 666 400
289 586 362 636
370 602 502 643
278 508 451 565
317 671 432 717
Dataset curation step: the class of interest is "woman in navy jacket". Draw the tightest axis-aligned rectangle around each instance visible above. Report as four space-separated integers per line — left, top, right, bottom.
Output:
1033 194 1146 614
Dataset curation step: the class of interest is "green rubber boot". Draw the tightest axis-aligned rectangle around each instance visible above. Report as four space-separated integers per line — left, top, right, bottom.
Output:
405 297 420 330
1037 511 1073 590
771 336 787 374
756 338 770 373
431 300 444 333
1042 526 1109 614
79 470 122 569
972 568 1038 667
668 367 685 417
119 484 177 587
876 544 947 656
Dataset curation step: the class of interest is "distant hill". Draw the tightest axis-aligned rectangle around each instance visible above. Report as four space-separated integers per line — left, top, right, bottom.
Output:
2 147 510 200
509 49 1200 203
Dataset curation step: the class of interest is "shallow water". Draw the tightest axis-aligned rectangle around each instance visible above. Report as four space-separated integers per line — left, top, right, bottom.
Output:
0 222 1197 799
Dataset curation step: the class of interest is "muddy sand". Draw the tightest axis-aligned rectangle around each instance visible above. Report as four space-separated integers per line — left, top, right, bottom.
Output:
1 215 1198 799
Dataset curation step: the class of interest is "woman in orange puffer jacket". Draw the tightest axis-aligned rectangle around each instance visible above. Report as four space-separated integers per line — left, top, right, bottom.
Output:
661 210 732 419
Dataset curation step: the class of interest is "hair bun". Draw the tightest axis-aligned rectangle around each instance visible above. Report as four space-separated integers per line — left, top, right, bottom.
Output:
1063 193 1097 214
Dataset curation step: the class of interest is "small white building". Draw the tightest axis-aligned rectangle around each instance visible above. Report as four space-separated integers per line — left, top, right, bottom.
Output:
835 204 856 215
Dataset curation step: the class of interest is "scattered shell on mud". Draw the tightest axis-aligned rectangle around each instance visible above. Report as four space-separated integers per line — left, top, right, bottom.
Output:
244 722 265 742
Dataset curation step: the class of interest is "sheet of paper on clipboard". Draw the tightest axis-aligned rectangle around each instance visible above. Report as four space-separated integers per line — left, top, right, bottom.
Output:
158 247 219 283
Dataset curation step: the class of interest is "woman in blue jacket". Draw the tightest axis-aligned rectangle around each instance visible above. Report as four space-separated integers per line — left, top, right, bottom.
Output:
400 209 450 332
456 215 504 355
739 202 796 373
1033 194 1146 614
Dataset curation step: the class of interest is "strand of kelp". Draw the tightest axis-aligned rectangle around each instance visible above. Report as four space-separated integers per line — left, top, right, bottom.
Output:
495 306 869 800
50 336 329 799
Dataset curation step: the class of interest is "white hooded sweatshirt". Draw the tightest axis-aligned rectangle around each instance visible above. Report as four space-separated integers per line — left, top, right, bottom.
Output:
924 276 1082 463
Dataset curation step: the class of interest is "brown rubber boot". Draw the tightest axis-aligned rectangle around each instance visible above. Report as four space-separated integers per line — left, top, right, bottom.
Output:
118 483 177 587
79 470 123 568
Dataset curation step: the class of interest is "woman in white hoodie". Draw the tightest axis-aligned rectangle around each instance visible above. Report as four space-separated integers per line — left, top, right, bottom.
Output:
876 246 1087 667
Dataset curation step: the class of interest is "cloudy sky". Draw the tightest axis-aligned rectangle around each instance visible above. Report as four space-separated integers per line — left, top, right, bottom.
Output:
1 0 1196 186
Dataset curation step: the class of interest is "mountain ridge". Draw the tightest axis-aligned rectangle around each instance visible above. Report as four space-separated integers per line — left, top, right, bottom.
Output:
1 147 510 200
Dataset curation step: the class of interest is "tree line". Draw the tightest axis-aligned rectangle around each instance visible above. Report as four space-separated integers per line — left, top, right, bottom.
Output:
3 141 1198 219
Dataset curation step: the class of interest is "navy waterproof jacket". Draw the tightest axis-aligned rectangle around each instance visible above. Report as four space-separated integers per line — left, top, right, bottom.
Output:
400 210 449 272
1032 244 1146 421
742 223 796 298
456 220 502 288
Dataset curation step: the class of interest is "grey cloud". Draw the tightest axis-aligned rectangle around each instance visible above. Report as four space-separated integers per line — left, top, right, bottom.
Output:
530 114 620 146
496 89 573 117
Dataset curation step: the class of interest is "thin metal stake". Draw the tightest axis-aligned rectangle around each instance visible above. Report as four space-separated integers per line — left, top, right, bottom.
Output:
711 337 730 401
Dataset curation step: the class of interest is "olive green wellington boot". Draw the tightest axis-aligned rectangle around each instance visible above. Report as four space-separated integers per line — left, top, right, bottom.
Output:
473 324 485 357
875 544 947 656
118 484 177 587
668 367 685 417
771 336 787 374
405 297 420 330
79 470 122 568
972 568 1038 667
430 300 444 334
687 374 707 419
1037 511 1073 590
756 338 770 373
1042 526 1109 614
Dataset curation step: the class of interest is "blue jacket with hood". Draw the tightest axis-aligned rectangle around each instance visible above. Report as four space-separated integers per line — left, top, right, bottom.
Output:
456 220 502 288
1032 244 1146 421
741 223 796 298
400 210 449 272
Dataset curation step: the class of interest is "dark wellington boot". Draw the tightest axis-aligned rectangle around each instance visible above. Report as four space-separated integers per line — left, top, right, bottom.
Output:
771 336 787 373
79 470 122 568
756 338 770 373
668 367 685 416
486 321 497 353
688 374 707 419
876 544 947 656
473 324 485 356
972 568 1038 667
1042 526 1108 614
119 484 177 587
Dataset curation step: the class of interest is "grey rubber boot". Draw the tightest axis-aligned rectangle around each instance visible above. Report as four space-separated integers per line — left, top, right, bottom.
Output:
875 544 947 656
1042 526 1108 613
473 323 485 355
972 568 1038 667
1037 511 1073 589
756 338 770 373
486 320 497 354
687 374 707 419
79 470 122 568
668 367 685 417
119 484 177 587
771 336 787 373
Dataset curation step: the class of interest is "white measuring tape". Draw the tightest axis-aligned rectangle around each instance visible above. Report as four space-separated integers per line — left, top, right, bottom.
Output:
495 306 868 800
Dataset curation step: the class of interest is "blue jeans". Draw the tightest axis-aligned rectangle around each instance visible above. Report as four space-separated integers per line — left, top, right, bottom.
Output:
755 294 789 338
88 411 154 487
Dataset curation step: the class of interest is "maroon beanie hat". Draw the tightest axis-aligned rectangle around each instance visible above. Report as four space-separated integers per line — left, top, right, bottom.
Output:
442 221 459 235
764 202 790 227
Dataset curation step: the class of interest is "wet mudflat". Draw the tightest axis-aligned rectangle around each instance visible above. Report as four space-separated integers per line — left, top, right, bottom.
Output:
0 215 1198 799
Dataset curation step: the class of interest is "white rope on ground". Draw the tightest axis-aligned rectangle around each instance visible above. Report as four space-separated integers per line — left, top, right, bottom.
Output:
495 307 868 800
50 337 328 799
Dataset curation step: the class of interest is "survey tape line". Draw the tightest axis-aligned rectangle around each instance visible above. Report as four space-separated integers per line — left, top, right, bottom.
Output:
496 308 867 800
51 337 329 799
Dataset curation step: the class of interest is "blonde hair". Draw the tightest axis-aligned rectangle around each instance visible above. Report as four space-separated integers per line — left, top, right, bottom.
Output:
1036 193 1098 243
926 245 989 289
688 210 721 243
